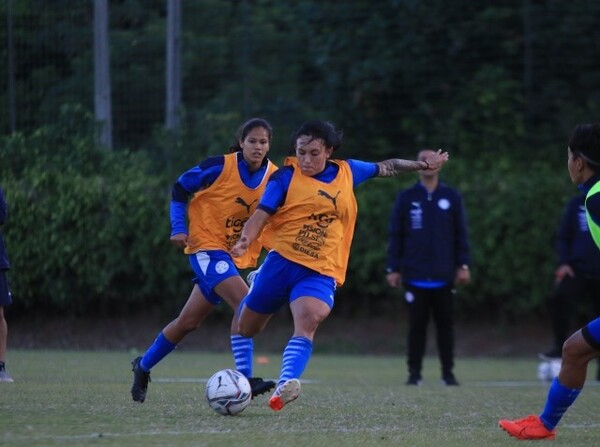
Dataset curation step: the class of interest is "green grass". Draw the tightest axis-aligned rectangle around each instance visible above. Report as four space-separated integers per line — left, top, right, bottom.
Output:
1 351 600 446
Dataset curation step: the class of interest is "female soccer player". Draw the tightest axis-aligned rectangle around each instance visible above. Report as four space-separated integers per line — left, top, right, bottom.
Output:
131 118 278 403
499 122 600 440
231 120 449 411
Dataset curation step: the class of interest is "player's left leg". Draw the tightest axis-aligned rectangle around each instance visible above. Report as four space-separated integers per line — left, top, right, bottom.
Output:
431 285 457 385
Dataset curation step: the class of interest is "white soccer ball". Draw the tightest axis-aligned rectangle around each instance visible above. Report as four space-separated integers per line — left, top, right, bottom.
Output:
537 359 561 382
205 368 252 416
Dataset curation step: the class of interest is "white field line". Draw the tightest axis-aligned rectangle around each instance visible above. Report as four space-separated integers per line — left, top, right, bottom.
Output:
5 422 600 443
153 377 319 384
470 380 600 387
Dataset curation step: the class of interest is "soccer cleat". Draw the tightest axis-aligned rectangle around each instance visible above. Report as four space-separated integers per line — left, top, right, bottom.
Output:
538 348 562 361
268 379 301 411
131 356 151 403
498 414 556 440
0 367 14 383
248 377 276 398
406 373 422 385
442 372 459 386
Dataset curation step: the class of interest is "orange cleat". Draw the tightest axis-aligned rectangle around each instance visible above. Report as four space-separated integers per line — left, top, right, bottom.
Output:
498 415 556 441
268 379 301 412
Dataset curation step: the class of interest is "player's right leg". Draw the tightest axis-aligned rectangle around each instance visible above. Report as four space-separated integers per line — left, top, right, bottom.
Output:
499 318 600 439
131 285 213 403
216 273 276 398
404 285 429 385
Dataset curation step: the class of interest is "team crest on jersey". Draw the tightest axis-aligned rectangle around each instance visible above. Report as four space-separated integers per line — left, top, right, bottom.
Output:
215 260 229 274
437 198 451 210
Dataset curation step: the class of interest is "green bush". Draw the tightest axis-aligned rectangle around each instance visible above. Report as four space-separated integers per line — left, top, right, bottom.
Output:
0 105 190 315
0 108 580 320
338 153 575 321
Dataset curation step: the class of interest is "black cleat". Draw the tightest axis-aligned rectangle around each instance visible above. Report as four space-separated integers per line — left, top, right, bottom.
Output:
248 377 276 398
131 356 151 403
538 347 562 360
442 372 459 386
406 373 422 386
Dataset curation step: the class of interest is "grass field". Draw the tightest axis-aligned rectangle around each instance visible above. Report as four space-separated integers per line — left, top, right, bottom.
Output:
1 350 599 446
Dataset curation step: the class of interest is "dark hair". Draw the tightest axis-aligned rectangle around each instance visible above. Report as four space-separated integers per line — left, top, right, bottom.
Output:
229 118 273 153
569 123 600 171
292 120 343 152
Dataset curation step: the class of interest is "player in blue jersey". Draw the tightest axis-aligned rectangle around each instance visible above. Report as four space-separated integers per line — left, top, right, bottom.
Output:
130 118 277 403
499 122 600 440
231 120 449 411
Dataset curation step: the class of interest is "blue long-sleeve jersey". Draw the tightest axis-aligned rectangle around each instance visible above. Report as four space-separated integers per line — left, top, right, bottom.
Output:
556 193 600 279
386 181 470 283
170 152 272 237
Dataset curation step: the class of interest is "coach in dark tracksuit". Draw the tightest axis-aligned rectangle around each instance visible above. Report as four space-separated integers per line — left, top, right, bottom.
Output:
386 149 470 386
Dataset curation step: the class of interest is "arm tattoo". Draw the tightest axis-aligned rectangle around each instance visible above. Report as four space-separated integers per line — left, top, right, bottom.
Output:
377 159 424 177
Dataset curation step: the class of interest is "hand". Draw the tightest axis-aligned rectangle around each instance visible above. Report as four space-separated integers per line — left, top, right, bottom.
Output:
454 267 471 286
386 272 402 288
170 233 188 249
554 264 575 284
424 149 449 170
231 235 250 258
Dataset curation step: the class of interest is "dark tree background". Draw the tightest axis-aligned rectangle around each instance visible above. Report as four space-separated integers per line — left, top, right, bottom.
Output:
1 0 599 321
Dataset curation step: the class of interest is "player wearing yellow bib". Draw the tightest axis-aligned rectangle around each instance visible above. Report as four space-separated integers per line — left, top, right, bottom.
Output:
499 122 600 440
131 118 277 403
231 120 449 411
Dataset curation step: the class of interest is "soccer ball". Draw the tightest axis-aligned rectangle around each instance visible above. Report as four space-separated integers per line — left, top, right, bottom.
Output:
537 359 561 382
205 368 252 416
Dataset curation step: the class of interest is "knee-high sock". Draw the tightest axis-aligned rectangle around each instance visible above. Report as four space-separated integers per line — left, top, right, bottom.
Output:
540 377 581 430
278 336 313 387
140 332 177 371
231 334 253 378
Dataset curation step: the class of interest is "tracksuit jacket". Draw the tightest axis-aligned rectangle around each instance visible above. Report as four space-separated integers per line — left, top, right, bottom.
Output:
556 194 600 279
386 181 470 284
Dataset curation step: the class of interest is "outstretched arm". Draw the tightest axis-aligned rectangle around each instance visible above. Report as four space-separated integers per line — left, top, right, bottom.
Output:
231 209 271 258
376 149 449 177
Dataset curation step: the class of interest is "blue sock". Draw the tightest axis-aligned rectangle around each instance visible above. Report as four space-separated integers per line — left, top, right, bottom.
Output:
231 334 253 378
540 377 581 430
278 336 313 387
140 332 177 371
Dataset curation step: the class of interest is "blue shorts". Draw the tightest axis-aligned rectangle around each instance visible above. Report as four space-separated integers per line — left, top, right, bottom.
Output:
0 270 12 307
582 317 600 351
189 250 240 305
242 251 336 314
